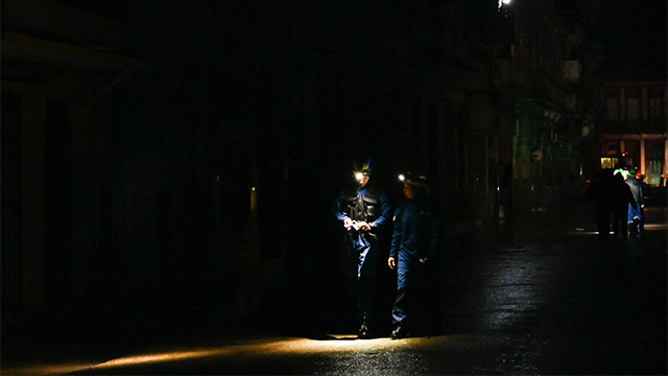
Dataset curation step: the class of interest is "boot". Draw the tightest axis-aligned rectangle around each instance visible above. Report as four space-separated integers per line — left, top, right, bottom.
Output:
632 217 641 237
391 325 409 339
357 314 371 339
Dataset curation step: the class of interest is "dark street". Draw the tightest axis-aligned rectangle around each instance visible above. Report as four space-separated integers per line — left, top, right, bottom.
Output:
2 204 665 375
2 1 666 375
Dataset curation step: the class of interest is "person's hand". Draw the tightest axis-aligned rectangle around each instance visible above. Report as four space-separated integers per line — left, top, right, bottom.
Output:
344 219 353 231
357 221 371 231
388 257 396 270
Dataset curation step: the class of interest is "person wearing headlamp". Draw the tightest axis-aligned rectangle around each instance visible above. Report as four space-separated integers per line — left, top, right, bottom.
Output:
335 159 392 339
388 172 442 339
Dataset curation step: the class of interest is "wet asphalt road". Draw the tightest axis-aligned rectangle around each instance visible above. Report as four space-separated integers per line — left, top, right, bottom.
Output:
2 207 666 375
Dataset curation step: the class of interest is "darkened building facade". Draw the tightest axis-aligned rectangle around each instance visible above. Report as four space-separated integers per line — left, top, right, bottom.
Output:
486 0 603 215
599 80 667 186
2 0 151 326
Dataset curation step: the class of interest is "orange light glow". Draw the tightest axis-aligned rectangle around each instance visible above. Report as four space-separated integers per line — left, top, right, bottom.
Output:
1 336 460 375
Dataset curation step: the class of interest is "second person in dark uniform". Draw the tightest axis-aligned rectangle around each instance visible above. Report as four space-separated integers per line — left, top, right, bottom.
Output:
388 172 443 339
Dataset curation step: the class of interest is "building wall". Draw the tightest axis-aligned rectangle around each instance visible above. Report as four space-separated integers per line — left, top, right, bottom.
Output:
504 0 600 215
1 0 153 322
600 81 667 186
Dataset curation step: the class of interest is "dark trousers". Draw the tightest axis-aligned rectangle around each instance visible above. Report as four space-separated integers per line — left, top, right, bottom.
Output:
595 206 627 240
342 235 380 318
391 257 441 334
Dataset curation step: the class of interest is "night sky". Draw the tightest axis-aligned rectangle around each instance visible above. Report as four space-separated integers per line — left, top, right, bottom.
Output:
599 0 667 79
56 0 667 79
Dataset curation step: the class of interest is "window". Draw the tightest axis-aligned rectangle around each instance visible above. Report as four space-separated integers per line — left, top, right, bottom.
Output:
623 141 640 169
604 142 619 155
605 90 619 120
646 141 665 186
600 157 618 169
626 89 640 120
648 88 664 120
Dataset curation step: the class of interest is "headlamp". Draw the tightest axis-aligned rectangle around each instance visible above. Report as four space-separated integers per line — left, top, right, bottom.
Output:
355 169 371 180
399 172 428 185
353 158 372 180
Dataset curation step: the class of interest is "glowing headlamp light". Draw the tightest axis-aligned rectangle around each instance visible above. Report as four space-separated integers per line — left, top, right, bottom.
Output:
399 172 427 184
355 168 371 180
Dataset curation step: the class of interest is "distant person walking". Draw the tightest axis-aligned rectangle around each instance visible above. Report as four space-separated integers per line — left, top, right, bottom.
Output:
586 169 637 241
621 169 644 237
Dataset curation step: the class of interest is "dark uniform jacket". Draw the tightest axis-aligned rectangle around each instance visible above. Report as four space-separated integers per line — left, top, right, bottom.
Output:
336 186 392 237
